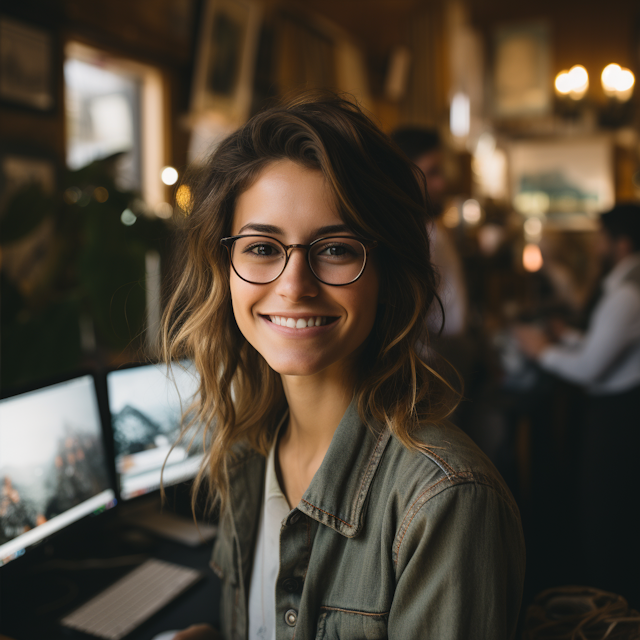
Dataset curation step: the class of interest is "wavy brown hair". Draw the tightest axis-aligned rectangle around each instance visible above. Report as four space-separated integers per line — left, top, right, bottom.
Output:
162 92 460 512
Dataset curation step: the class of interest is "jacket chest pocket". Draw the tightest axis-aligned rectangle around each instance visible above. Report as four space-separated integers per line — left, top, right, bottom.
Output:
315 608 388 640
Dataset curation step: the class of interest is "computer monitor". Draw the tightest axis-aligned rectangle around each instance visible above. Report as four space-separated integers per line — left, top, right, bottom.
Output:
106 362 201 501
0 374 116 567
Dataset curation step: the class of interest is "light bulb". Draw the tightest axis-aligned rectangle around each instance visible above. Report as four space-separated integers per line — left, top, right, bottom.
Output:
555 71 572 95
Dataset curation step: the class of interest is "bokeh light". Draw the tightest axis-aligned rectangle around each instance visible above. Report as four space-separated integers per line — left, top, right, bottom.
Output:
93 187 109 203
442 206 461 228
161 166 179 186
524 217 543 242
522 243 543 272
462 199 482 225
120 208 137 226
601 63 635 100
63 187 82 205
175 184 193 215
555 72 571 95
450 92 470 138
555 65 589 99
155 202 173 219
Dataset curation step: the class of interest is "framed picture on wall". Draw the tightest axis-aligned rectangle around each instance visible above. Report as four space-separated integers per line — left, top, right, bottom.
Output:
0 151 56 212
509 137 615 225
0 150 58 302
0 16 55 111
191 0 262 125
492 23 551 119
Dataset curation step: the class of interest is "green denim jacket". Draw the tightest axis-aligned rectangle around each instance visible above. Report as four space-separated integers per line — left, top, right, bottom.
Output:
210 402 526 639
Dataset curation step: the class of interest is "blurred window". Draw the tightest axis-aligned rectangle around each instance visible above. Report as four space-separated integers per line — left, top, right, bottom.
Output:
65 55 141 191
64 42 166 207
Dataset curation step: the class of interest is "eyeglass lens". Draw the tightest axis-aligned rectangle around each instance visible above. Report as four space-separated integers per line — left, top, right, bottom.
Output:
230 236 367 285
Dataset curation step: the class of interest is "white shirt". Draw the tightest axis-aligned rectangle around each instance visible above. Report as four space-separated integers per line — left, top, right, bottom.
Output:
248 426 291 640
427 220 468 336
539 253 640 394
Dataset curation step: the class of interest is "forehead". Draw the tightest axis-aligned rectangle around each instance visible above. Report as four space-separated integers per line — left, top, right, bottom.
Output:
232 160 342 237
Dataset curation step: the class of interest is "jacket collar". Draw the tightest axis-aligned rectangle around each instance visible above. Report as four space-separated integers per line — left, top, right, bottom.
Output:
296 399 391 538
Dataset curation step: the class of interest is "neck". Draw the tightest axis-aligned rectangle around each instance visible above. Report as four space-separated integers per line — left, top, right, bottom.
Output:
281 370 354 452
276 367 356 508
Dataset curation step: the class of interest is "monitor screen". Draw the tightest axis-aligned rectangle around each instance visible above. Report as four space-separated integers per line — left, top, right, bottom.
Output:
0 375 116 567
106 362 201 501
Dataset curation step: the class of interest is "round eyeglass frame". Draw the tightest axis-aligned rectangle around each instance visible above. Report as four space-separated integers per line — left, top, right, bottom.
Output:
220 234 378 286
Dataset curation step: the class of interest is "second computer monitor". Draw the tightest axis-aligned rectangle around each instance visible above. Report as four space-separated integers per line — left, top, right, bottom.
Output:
106 362 201 501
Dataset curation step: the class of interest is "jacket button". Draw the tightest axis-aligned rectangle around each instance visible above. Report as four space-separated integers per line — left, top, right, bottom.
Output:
282 577 299 593
285 609 298 627
289 512 301 525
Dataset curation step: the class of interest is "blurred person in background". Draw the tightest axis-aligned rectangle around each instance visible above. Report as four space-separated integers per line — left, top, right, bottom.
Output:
390 128 468 338
514 202 640 606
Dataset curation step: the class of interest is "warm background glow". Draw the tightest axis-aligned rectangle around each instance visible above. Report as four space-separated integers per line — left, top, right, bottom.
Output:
522 243 543 272
601 63 635 100
555 65 589 99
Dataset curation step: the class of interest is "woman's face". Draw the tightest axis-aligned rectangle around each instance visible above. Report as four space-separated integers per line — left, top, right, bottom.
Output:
229 160 379 379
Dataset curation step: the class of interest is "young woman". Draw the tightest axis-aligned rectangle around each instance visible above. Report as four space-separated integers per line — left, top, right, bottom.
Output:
164 94 525 640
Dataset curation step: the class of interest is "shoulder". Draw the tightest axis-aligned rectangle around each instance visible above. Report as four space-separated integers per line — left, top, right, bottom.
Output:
382 420 516 510
376 421 523 560
594 282 640 331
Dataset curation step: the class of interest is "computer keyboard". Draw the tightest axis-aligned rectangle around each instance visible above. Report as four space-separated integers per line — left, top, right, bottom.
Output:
60 558 203 640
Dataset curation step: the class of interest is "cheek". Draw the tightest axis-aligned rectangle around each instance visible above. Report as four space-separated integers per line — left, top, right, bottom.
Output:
229 278 257 335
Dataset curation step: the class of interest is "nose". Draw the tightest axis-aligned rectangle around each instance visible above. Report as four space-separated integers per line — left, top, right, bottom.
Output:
274 247 319 301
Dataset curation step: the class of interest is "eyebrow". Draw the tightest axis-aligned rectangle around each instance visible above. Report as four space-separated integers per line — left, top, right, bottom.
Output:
237 222 351 236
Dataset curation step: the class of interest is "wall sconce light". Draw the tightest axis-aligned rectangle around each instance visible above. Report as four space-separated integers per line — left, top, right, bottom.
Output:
601 64 635 102
555 65 589 100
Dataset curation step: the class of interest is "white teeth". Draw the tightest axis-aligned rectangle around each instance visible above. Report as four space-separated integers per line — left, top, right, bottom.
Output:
269 316 330 328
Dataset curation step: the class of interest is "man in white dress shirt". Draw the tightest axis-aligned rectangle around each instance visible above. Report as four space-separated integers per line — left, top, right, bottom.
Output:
515 203 640 606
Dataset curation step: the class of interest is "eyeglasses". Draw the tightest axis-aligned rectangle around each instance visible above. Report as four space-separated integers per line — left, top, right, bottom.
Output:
220 234 377 286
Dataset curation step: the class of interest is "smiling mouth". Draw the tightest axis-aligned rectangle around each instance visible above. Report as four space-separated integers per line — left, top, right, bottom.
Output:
265 315 337 328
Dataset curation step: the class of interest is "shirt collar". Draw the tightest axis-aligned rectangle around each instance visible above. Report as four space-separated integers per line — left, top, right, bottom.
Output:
295 399 391 539
603 252 640 293
265 415 288 503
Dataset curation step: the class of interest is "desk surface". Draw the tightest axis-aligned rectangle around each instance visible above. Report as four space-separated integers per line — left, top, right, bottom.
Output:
0 515 221 640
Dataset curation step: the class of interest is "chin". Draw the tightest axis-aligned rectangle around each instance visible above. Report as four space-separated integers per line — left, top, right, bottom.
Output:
266 359 328 377
260 349 340 377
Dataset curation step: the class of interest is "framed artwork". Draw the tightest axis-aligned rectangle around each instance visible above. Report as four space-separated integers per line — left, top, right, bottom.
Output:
0 151 58 300
509 137 614 225
0 16 55 111
492 23 551 119
191 0 261 125
0 151 56 213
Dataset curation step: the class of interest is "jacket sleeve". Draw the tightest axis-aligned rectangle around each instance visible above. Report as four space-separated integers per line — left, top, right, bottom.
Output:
388 481 526 640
